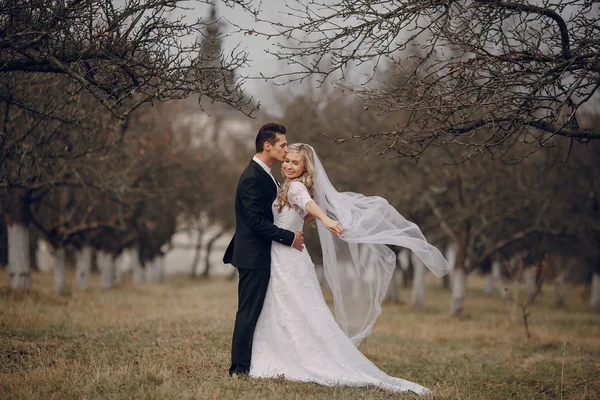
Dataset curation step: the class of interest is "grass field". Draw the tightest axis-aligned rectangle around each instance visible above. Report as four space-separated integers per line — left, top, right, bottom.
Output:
1 271 599 399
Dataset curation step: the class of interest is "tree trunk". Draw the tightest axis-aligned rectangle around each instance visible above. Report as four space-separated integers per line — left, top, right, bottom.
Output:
75 246 92 290
491 260 507 298
28 225 38 271
451 267 466 315
509 266 522 322
202 229 226 278
53 247 67 295
145 256 164 283
132 263 144 283
524 267 537 302
7 223 32 290
443 243 456 290
157 256 164 282
484 272 493 296
451 223 470 316
130 248 144 284
189 230 203 278
97 251 114 289
554 272 566 307
397 249 412 288
155 256 165 283
385 267 400 303
590 272 600 311
144 257 155 283
411 254 426 308
113 253 124 285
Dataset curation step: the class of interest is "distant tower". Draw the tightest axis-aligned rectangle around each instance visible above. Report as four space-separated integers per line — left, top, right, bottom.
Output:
198 6 221 71
193 4 236 142
195 5 235 97
176 3 255 152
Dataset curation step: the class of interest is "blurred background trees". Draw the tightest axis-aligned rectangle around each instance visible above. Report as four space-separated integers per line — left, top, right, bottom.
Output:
249 0 600 315
1 0 599 321
0 1 253 291
253 0 600 161
271 74 600 314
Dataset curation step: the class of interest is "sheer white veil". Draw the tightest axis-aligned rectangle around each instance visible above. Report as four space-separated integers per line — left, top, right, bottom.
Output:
308 145 451 347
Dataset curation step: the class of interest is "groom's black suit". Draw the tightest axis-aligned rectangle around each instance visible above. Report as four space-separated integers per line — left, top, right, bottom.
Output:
223 159 295 375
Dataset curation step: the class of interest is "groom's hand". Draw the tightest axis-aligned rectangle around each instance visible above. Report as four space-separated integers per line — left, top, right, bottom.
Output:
292 231 304 251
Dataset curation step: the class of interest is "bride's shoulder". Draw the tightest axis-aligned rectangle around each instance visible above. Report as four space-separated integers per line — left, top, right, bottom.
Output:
288 180 308 192
289 180 306 188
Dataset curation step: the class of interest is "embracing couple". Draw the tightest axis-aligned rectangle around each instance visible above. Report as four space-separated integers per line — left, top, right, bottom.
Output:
223 123 451 394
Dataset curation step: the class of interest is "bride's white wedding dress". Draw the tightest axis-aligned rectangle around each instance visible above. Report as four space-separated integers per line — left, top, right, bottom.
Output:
250 182 430 394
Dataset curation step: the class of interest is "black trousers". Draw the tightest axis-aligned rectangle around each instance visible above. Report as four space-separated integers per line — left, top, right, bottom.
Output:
229 268 270 375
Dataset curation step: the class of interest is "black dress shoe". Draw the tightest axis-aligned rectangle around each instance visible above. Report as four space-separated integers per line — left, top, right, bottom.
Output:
229 365 250 377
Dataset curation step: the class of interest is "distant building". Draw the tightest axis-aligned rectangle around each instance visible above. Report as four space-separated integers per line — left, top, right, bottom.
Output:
173 5 258 151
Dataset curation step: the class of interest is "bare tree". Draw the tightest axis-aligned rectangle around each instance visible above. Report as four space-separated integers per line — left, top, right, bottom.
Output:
270 76 600 316
249 0 599 161
1 0 253 121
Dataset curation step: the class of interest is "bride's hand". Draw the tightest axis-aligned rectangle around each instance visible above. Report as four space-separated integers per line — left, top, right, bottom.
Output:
324 218 344 236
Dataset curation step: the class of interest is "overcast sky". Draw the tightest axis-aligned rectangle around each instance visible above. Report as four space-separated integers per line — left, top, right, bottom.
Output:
186 1 360 116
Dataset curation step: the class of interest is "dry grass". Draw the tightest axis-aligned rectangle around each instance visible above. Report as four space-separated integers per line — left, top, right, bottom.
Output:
1 271 599 399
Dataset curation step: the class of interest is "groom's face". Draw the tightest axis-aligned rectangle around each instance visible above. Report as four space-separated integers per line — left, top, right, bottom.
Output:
266 133 288 162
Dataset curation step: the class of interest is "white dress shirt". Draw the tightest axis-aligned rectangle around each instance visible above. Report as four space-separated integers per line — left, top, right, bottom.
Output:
252 155 279 188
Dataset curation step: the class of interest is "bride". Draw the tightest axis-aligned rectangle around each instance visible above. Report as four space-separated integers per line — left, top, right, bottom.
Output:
250 143 451 394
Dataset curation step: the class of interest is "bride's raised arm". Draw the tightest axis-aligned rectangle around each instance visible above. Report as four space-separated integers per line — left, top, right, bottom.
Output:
288 181 344 236
305 200 344 236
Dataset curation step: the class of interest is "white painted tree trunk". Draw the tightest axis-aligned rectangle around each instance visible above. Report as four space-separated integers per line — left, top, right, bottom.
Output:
145 256 164 283
113 253 123 285
53 247 67 295
97 251 114 289
524 267 537 301
590 273 600 310
7 223 32 290
554 272 566 307
144 257 155 283
444 243 457 290
510 269 522 322
129 248 144 284
491 260 508 298
156 256 164 283
484 273 493 296
411 255 426 308
132 264 144 284
398 249 410 271
75 246 92 290
397 248 411 288
385 267 400 303
451 268 466 315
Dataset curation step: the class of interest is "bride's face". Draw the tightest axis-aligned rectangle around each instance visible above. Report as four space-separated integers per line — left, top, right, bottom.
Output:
282 152 305 179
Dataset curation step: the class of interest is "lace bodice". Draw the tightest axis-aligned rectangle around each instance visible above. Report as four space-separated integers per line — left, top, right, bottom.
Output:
272 181 313 232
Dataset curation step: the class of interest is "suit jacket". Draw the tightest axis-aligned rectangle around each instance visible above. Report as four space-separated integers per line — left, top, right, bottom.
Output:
223 160 295 269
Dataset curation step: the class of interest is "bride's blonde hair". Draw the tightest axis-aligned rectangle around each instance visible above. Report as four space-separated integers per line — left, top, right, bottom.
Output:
276 143 316 218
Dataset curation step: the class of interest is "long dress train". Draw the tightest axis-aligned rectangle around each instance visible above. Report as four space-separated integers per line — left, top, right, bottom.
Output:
250 182 430 394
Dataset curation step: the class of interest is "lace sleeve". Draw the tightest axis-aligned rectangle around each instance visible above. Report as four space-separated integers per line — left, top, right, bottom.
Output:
288 181 313 212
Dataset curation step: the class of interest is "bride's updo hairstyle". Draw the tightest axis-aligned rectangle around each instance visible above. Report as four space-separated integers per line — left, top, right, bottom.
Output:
276 143 316 215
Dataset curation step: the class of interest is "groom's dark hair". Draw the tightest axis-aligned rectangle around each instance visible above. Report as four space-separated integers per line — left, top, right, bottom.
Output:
256 123 287 153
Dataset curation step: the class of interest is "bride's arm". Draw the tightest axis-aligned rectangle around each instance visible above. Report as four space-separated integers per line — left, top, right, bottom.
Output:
305 200 344 236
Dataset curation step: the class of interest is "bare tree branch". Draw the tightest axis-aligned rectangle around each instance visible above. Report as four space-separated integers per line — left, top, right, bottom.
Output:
247 0 600 161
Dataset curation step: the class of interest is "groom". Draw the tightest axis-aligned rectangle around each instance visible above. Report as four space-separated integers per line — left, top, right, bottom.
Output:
223 122 304 376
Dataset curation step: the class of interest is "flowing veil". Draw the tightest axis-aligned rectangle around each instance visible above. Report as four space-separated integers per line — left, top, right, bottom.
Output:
308 145 451 346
